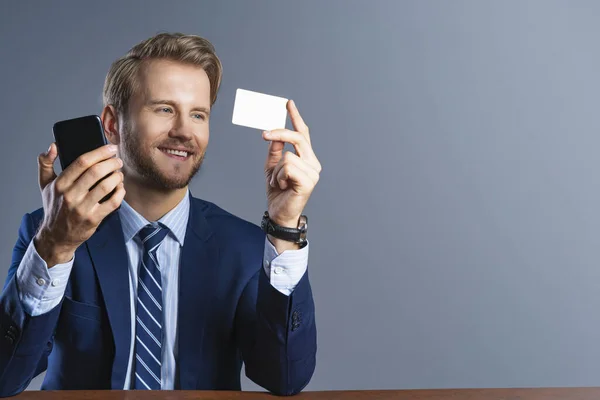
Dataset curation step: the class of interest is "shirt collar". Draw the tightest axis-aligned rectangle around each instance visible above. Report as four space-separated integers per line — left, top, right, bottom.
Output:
119 189 190 246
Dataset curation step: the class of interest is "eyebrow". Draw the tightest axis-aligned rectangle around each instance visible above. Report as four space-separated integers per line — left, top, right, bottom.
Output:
148 99 211 115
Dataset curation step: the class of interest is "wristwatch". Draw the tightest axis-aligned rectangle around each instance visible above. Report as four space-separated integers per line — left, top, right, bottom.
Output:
261 211 308 246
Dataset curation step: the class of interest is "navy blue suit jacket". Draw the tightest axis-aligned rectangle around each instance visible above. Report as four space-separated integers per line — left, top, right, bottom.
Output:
0 195 316 397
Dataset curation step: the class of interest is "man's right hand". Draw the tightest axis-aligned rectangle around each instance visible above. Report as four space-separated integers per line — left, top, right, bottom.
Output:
34 143 126 268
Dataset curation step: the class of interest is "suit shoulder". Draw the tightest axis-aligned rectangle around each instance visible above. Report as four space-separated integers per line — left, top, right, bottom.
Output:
190 197 265 244
28 207 44 224
17 207 44 238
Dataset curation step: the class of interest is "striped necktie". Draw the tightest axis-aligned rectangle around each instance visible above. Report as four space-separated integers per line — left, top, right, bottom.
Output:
133 223 169 390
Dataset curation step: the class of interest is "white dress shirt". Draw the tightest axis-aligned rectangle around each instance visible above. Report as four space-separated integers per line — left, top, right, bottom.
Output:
15 190 309 389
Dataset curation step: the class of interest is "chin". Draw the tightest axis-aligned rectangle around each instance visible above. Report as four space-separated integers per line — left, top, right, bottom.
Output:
132 154 203 191
155 173 194 190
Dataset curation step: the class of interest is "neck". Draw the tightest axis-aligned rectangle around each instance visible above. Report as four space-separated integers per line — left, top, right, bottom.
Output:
123 176 187 222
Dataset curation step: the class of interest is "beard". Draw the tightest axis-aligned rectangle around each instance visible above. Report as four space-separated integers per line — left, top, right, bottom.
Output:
120 122 205 191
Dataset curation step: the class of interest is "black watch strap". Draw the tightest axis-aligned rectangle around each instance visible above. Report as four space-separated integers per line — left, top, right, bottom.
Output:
261 211 308 245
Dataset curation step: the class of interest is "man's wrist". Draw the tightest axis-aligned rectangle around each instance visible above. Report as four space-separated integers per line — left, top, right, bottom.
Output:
34 229 76 268
261 211 308 253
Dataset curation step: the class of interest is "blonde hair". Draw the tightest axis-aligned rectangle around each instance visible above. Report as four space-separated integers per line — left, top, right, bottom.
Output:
103 32 223 116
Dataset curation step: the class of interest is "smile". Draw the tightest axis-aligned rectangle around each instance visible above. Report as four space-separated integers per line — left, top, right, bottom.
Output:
159 147 192 160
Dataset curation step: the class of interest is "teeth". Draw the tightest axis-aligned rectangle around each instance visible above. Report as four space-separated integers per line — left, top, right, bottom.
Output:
164 148 188 157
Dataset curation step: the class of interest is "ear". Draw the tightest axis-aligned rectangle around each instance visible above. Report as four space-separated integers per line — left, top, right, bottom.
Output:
101 105 121 145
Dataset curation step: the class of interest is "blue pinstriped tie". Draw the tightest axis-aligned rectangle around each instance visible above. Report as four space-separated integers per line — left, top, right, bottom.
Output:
133 223 169 390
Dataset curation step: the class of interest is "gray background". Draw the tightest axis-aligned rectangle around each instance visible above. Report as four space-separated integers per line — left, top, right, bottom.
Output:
1 0 600 392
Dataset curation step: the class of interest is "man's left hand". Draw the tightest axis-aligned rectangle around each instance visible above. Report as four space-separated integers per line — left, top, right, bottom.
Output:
262 100 322 231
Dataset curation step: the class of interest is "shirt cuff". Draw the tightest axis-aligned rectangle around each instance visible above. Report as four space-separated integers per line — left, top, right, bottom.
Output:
263 236 309 296
16 239 74 316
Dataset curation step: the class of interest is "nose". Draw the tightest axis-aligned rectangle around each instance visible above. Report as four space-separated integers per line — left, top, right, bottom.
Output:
168 114 194 142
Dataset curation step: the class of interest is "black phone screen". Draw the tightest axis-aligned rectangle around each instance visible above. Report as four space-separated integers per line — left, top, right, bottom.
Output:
53 115 108 171
52 115 116 204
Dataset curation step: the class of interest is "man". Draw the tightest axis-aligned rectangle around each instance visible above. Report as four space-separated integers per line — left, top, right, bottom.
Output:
0 32 321 396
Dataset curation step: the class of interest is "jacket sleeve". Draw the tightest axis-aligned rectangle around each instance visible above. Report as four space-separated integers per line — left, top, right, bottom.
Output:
0 213 63 397
235 264 317 396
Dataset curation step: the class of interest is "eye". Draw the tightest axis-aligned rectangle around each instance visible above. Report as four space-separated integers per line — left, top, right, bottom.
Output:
192 113 206 121
158 107 173 113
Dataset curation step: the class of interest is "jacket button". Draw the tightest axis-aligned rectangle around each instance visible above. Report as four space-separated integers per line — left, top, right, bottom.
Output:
4 335 14 345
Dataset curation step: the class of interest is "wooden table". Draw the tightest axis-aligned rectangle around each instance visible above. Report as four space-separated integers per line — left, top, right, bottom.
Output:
10 388 600 399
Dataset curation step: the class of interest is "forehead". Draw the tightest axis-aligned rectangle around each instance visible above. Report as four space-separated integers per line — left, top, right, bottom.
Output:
136 59 211 106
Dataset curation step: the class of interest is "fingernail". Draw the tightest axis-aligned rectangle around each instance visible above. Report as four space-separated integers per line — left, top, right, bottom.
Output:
109 145 118 153
264 131 271 138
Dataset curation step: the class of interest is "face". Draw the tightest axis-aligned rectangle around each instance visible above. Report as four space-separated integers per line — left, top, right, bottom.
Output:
119 59 211 191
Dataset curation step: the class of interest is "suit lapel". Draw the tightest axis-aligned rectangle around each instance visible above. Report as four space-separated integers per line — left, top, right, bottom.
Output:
85 210 131 389
177 195 220 389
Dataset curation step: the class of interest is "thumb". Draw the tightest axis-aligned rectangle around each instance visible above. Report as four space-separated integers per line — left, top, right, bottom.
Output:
265 139 285 171
38 143 58 191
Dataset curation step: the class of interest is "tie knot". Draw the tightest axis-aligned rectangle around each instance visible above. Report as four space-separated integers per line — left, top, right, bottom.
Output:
138 223 169 253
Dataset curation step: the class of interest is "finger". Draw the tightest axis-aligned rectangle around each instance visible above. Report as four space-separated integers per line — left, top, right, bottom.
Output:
72 157 123 199
57 144 118 190
273 156 317 192
264 139 285 172
270 151 293 187
38 143 58 191
81 170 124 210
270 152 320 189
263 129 316 163
271 152 320 185
288 100 310 140
93 182 126 219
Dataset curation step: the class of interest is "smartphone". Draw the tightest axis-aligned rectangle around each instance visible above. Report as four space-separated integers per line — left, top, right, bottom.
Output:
52 115 116 203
